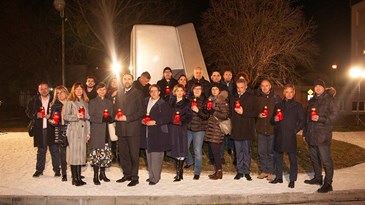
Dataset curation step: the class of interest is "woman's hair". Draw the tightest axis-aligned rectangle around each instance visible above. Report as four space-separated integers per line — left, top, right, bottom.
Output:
107 77 118 96
96 82 107 90
173 84 186 95
68 82 89 102
178 74 187 83
50 85 69 107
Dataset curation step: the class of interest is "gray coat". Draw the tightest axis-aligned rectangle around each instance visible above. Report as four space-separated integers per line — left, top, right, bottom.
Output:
63 100 90 165
89 96 113 149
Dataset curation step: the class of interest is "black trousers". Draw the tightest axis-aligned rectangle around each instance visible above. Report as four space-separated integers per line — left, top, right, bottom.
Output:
210 142 223 171
309 144 334 184
274 150 298 181
118 136 140 180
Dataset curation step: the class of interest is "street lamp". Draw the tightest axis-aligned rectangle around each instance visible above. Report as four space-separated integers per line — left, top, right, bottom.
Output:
332 64 338 87
53 0 66 86
349 66 365 126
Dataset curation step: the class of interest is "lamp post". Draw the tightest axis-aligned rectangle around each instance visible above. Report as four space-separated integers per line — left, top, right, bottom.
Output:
53 0 66 86
332 64 337 87
349 67 365 126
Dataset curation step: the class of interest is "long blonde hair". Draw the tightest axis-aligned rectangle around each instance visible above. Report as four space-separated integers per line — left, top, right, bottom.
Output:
68 82 89 103
50 85 69 107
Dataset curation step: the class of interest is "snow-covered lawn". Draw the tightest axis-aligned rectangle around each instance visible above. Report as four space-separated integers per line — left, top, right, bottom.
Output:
0 132 364 196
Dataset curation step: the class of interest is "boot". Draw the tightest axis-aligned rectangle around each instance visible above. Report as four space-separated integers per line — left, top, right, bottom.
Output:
208 171 217 178
99 167 110 182
317 183 333 193
71 165 82 186
174 160 184 182
77 165 86 185
209 170 223 180
93 166 101 185
173 160 179 180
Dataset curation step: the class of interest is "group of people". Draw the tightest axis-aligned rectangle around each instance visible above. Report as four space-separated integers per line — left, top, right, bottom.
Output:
26 66 338 193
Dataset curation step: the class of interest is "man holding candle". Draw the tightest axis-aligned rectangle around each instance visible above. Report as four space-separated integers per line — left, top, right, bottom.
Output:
256 79 281 181
115 73 145 187
303 79 338 193
26 82 60 178
157 67 178 102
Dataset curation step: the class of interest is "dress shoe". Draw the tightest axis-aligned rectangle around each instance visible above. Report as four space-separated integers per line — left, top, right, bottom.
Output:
127 180 139 187
184 164 192 169
288 181 295 188
245 174 252 181
317 183 333 193
54 171 61 177
146 178 150 182
208 171 217 178
193 175 200 180
234 173 243 180
257 173 268 179
267 174 273 181
61 175 67 182
269 178 283 184
149 181 157 185
209 170 222 180
116 176 131 183
32 171 43 178
304 178 323 185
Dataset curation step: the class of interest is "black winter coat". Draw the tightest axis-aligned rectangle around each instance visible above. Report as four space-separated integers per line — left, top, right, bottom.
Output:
304 90 338 146
26 94 55 148
140 98 173 152
132 78 151 97
187 77 211 98
271 99 304 153
256 90 281 136
230 91 258 141
187 95 210 132
157 78 178 102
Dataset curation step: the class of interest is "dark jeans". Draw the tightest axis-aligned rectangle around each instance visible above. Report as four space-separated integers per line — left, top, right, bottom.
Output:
257 134 274 173
210 142 223 170
274 150 298 181
36 129 60 173
118 136 140 180
234 140 252 174
309 144 334 184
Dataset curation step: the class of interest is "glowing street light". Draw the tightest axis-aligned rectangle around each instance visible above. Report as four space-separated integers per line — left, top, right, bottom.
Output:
53 0 66 86
349 66 365 126
111 61 121 75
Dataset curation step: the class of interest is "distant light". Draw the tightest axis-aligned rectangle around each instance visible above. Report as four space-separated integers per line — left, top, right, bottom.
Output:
349 67 365 78
50 88 54 91
112 61 121 75
332 64 337 70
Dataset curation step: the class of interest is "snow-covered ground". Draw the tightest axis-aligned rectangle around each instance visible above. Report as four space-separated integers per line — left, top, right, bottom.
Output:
0 132 364 196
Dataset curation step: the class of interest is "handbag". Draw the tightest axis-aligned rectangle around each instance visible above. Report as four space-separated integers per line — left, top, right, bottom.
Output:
219 118 232 135
108 123 118 141
28 119 35 137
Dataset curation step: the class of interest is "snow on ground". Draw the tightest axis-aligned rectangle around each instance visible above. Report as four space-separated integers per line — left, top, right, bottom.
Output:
0 132 364 196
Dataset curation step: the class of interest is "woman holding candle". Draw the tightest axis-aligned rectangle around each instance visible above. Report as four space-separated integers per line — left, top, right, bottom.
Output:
106 77 118 163
186 83 210 180
89 82 114 185
63 82 90 186
205 83 229 180
167 84 192 182
140 84 173 185
270 84 304 188
49 85 69 182
157 67 178 102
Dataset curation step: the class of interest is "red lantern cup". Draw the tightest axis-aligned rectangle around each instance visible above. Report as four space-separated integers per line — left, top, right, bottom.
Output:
235 101 241 109
191 98 198 108
174 111 181 123
165 86 170 96
263 106 268 117
116 109 123 118
276 109 283 121
144 113 151 123
103 109 109 118
39 107 45 118
53 112 60 124
311 108 317 121
78 106 85 120
207 99 213 110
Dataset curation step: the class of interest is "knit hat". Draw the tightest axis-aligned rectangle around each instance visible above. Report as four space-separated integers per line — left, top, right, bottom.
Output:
163 67 172 73
314 79 326 88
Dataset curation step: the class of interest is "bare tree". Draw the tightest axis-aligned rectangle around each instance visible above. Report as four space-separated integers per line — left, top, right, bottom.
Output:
200 0 318 86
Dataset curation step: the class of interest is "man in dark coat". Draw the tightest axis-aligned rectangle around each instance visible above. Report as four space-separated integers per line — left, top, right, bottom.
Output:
132 71 151 97
269 84 304 188
26 82 60 177
115 74 145 187
303 79 338 193
187 66 211 98
157 67 178 102
85 75 97 100
230 78 258 181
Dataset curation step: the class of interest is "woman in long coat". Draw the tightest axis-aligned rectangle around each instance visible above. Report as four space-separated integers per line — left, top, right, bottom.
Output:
89 82 114 185
205 83 229 180
140 84 173 185
270 84 304 188
167 84 192 182
63 82 90 186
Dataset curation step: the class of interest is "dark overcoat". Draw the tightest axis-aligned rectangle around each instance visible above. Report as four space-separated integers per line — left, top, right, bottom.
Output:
26 94 55 148
271 99 304 153
157 78 178 102
140 98 173 152
255 90 281 136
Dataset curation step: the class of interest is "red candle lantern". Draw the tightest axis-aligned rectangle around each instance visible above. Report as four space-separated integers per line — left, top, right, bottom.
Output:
116 109 123 118
311 108 317 120
174 111 181 123
276 109 283 121
191 98 198 108
165 86 170 96
235 101 241 109
144 113 151 123
207 99 213 110
53 112 60 124
103 109 109 118
78 106 85 120
39 107 45 118
263 106 268 117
